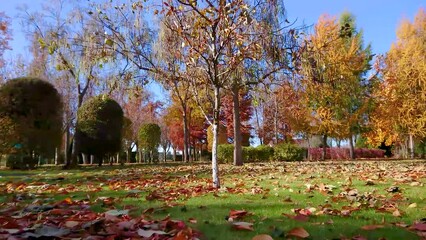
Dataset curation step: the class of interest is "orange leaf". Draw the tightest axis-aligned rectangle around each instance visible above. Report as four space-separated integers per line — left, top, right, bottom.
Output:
252 234 273 240
229 209 249 219
361 224 385 230
287 227 309 238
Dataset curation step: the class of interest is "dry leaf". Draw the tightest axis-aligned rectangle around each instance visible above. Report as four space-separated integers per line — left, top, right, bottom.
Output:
252 234 274 240
408 203 417 208
361 224 385 230
392 209 402 217
232 222 254 231
287 227 309 238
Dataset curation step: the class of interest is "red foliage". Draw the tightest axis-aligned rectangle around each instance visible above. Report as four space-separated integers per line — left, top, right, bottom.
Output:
221 90 253 143
308 148 385 160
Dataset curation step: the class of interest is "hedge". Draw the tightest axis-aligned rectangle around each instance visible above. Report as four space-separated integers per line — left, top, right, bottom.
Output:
273 143 305 161
217 144 301 163
308 147 385 160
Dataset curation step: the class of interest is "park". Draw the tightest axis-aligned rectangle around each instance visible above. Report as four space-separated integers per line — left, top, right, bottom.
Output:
0 0 426 239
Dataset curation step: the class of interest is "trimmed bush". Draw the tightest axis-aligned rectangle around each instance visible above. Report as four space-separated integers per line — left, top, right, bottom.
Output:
217 144 234 163
0 77 62 159
5 154 37 170
77 95 124 164
273 143 305 161
308 147 385 160
243 145 274 162
138 123 161 162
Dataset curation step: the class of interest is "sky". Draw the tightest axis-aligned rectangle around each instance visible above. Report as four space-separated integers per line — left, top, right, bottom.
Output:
1 0 425 100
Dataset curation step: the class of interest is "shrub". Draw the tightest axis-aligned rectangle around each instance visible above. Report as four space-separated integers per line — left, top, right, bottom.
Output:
5 154 37 170
243 145 274 162
273 143 305 161
77 95 124 164
0 77 62 158
217 144 233 163
415 140 426 158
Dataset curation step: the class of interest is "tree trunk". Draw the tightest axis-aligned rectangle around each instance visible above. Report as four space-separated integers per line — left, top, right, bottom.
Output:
273 94 278 145
409 134 414 159
232 85 243 166
173 147 176 161
54 148 59 165
182 106 190 163
211 86 221 188
82 153 89 164
349 135 355 159
127 147 131 163
254 104 263 145
64 125 70 166
98 155 103 167
90 155 94 165
307 135 311 161
322 134 327 161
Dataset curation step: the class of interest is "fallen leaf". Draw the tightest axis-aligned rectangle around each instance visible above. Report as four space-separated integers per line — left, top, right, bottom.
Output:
137 229 167 237
410 223 426 231
64 221 79 228
229 209 250 220
232 222 254 231
287 227 309 238
392 209 402 217
252 234 273 240
105 209 129 216
361 224 385 230
408 203 417 208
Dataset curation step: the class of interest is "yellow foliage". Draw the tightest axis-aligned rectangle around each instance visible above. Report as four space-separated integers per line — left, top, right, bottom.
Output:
368 8 426 145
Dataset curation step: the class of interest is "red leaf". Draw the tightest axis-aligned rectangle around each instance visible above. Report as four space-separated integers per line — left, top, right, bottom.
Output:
252 234 273 240
229 209 249 220
287 227 309 238
411 223 426 231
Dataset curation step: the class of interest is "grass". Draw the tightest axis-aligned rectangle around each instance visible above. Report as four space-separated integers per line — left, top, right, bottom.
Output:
0 160 425 239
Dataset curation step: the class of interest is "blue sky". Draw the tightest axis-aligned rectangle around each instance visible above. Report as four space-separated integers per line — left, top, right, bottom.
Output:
1 0 425 100
1 1 425 57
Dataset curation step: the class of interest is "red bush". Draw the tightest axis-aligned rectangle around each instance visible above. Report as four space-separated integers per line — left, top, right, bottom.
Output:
308 148 385 160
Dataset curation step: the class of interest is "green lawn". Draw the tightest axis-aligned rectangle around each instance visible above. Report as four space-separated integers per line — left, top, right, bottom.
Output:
0 160 425 239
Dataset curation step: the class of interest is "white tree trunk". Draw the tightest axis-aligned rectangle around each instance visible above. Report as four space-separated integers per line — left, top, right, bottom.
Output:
409 134 414 159
211 86 221 188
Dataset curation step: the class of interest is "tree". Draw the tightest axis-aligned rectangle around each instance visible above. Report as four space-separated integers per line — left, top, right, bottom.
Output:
122 116 133 164
0 77 63 159
77 95 124 166
296 14 371 160
138 123 161 163
21 0 115 168
162 0 271 187
221 89 252 146
368 8 426 158
0 12 12 82
155 18 193 162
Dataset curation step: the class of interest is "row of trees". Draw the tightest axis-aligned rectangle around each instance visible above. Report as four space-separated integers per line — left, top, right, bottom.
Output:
1 1 425 187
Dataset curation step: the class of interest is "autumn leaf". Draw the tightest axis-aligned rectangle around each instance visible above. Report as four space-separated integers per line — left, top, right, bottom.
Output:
252 234 274 240
360 224 385 230
410 223 426 231
229 209 250 220
287 227 309 238
137 229 167 238
232 222 254 231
